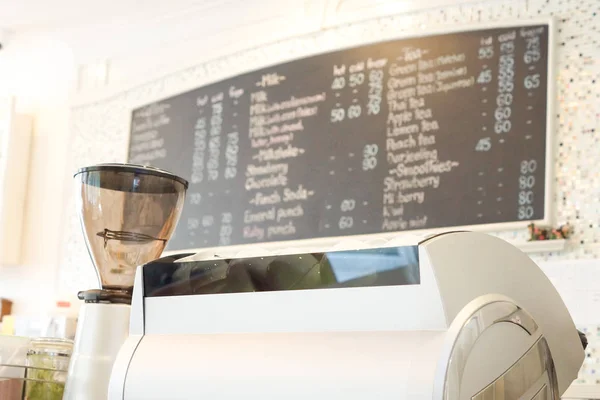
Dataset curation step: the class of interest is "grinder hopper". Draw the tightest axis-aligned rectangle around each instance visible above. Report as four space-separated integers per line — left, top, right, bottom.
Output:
74 164 188 302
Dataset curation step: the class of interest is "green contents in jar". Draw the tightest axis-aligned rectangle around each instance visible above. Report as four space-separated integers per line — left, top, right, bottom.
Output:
25 353 66 400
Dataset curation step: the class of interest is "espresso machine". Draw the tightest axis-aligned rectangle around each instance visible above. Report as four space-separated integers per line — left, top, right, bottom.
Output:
63 164 187 400
108 231 584 400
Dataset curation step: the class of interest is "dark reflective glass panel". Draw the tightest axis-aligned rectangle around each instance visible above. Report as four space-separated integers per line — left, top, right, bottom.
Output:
143 246 420 297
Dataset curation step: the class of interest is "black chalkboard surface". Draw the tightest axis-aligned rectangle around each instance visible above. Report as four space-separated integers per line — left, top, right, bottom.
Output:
129 22 552 251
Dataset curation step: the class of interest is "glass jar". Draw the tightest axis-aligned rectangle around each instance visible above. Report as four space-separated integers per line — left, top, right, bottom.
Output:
24 338 73 400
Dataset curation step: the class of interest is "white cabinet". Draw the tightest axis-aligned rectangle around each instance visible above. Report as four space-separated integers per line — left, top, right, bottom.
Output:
0 97 32 265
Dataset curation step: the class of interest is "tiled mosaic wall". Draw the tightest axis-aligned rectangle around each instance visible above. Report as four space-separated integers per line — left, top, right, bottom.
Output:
577 325 600 386
60 0 600 294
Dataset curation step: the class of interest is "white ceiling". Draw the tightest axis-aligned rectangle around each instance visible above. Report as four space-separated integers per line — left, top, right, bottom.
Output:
0 0 222 31
0 0 479 63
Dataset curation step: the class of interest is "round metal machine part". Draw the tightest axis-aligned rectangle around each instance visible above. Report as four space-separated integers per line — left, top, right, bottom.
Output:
441 300 558 400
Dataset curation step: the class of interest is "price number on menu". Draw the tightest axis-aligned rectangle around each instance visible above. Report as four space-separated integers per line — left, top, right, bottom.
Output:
518 160 537 220
495 38 515 136
524 74 540 89
524 36 541 64
331 105 362 123
338 216 354 230
367 69 383 115
362 144 378 171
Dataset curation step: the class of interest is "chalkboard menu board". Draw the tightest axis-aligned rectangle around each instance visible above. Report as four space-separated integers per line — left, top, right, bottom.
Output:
129 22 552 251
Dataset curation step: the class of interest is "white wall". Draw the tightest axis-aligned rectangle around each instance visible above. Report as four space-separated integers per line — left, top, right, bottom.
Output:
0 33 76 315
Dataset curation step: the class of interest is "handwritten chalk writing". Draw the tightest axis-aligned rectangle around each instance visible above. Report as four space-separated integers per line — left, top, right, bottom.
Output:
349 61 364 73
386 136 417 151
387 124 419 137
418 133 435 146
331 77 346 90
249 190 282 206
132 114 170 132
243 225 265 240
387 148 438 164
131 130 158 142
389 100 407 111
389 63 417 76
418 72 435 83
383 176 441 191
246 163 289 177
498 30 516 42
409 98 425 109
134 103 171 119
252 145 305 162
396 191 425 204
437 53 466 65
251 132 295 148
245 174 288 190
212 92 224 103
277 204 304 222
382 218 408 230
187 218 200 230
244 207 276 223
389 160 459 177
283 185 314 202
267 221 296 238
409 215 428 228
219 212 233 246
250 106 318 127
250 120 304 138
383 205 404 217
333 64 346 75
421 119 439 132
256 73 286 87
224 132 239 179
387 87 416 101
207 99 223 181
436 66 468 81
387 111 413 126
388 76 417 89
229 86 243 99
251 91 268 103
367 57 387 69
417 84 436 96
130 138 164 153
368 68 384 115
414 108 432 120
419 53 466 71
249 93 326 115
189 193 202 205
418 59 435 71
349 72 364 87
191 117 207 184
383 193 395 205
403 48 424 62
520 27 544 37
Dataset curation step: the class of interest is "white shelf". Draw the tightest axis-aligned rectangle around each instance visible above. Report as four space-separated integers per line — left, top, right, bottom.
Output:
507 239 567 254
563 383 600 399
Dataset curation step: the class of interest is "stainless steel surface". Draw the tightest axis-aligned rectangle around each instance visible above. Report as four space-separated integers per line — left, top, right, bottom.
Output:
471 337 557 400
442 300 556 400
74 163 187 293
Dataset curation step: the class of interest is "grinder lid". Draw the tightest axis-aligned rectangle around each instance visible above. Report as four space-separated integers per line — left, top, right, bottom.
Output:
74 163 189 189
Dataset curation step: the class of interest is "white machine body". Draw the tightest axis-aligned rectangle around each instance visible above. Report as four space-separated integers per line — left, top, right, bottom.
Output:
64 302 130 400
108 232 583 400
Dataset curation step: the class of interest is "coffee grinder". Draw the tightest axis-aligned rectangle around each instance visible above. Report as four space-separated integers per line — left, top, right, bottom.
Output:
64 164 188 400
